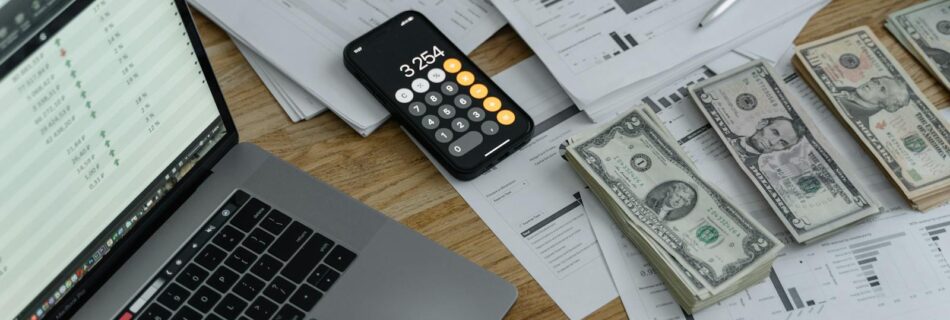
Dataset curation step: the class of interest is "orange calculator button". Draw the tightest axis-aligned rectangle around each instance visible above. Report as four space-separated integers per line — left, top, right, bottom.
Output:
497 110 515 125
470 84 488 99
457 71 475 86
444 58 462 73
483 97 502 112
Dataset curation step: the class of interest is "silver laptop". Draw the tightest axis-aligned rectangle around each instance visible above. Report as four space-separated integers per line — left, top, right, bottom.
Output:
0 0 517 319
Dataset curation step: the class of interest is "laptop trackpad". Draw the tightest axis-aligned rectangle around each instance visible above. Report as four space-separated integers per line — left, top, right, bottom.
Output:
311 221 517 320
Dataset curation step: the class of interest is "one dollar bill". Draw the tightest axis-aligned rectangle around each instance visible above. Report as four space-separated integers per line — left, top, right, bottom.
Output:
795 26 950 210
565 107 782 312
886 0 950 91
689 60 881 243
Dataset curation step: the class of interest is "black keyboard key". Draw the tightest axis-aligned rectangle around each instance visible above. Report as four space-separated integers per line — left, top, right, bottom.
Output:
195 245 227 270
251 254 283 281
289 284 322 312
243 228 275 254
233 274 265 301
306 265 330 287
142 304 172 320
214 293 249 319
315 268 340 292
231 198 271 232
212 225 246 251
273 305 306 320
281 233 334 282
225 247 258 273
260 210 291 235
156 283 190 310
171 305 201 320
325 245 357 272
263 276 296 303
187 286 221 313
205 313 224 320
245 297 278 320
175 264 209 290
208 267 240 292
230 190 251 207
268 222 312 261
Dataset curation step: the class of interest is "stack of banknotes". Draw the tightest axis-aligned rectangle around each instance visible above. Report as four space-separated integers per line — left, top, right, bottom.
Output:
564 108 783 313
794 26 950 210
886 0 950 92
688 60 881 243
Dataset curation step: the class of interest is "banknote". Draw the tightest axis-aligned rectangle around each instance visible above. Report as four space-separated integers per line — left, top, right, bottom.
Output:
566 108 782 294
795 26 950 210
887 0 950 91
689 60 880 243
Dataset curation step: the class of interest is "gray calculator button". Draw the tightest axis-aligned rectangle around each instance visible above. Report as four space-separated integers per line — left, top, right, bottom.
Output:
434 128 453 143
481 121 499 136
424 92 443 106
454 94 472 109
421 115 440 129
408 102 426 116
467 108 486 122
448 131 483 157
438 105 456 119
440 81 459 96
451 118 470 133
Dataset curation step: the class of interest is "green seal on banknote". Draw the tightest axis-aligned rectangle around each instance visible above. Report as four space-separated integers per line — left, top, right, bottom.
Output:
696 225 719 244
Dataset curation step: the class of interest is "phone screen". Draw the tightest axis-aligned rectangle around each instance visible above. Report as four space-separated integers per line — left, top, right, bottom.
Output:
346 12 532 177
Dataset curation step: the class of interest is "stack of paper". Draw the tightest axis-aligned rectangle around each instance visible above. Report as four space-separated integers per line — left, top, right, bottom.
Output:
188 0 508 136
490 0 829 123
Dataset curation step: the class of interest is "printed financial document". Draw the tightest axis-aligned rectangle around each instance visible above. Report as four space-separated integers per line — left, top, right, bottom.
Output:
188 0 507 135
490 0 827 117
585 55 950 319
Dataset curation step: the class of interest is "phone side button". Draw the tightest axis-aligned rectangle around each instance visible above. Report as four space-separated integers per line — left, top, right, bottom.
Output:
448 131 483 157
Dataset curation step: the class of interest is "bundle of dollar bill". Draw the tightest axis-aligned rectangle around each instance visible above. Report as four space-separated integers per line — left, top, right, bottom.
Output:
794 26 950 211
886 0 950 92
688 60 881 244
564 107 783 313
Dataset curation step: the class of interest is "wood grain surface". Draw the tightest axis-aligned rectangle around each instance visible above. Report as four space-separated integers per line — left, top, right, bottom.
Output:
190 0 947 318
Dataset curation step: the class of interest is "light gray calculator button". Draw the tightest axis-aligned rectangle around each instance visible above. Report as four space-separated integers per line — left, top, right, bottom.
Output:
481 121 499 135
451 118 470 132
438 105 456 119
411 78 430 93
467 108 485 122
408 102 426 116
448 131 483 157
395 88 413 103
434 128 453 143
454 94 472 109
421 115 440 129
428 68 446 83
424 92 443 106
440 81 459 96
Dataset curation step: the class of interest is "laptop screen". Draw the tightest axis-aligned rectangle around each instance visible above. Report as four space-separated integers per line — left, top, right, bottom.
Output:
0 0 227 318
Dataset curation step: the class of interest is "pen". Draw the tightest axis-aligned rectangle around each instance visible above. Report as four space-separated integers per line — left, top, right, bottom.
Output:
698 0 739 28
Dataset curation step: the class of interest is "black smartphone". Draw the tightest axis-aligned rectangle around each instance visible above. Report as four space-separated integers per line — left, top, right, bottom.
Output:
343 11 533 181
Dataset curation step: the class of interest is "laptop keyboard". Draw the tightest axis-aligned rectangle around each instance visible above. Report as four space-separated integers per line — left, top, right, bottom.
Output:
119 190 357 320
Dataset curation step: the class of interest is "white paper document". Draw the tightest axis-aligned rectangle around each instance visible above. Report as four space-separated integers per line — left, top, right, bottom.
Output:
235 42 328 122
188 0 507 135
491 0 829 124
490 0 826 105
585 57 950 319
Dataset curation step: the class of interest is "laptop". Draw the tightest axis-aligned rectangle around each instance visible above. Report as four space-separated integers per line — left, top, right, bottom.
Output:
0 0 517 319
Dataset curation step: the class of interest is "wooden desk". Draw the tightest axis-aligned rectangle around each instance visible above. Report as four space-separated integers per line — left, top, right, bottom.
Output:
191 0 948 318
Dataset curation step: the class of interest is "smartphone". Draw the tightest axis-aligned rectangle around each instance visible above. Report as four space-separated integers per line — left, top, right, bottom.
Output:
343 11 533 181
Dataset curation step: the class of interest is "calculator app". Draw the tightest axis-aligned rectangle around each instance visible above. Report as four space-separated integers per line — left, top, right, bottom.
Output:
346 12 531 171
